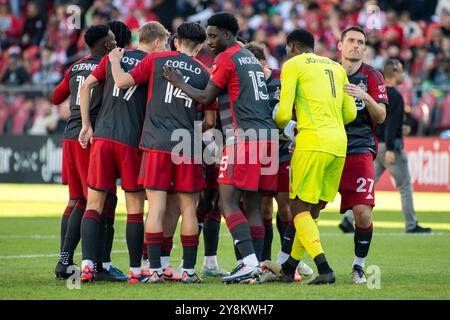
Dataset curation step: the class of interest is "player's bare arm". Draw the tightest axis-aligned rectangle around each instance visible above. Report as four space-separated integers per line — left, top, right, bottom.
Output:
109 48 135 89
163 65 221 107
344 83 386 124
203 110 216 132
78 75 99 149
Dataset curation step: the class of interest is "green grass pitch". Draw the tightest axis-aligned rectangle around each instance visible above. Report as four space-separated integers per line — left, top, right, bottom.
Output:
0 184 449 300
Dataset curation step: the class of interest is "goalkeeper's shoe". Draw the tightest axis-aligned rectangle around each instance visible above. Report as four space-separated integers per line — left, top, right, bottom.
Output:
221 264 260 284
127 271 149 284
201 265 229 277
307 272 336 285
351 265 366 284
181 272 204 284
81 265 96 283
55 262 78 280
162 266 182 281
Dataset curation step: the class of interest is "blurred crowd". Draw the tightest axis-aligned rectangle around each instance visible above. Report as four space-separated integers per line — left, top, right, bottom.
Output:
0 0 449 136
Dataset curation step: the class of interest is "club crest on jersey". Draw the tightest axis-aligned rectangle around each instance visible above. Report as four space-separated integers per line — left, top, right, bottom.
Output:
274 87 280 101
378 85 386 93
358 80 367 92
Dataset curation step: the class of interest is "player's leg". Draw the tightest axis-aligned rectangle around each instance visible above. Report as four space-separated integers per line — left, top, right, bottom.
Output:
124 190 147 283
80 187 107 282
352 204 373 283
99 192 126 279
200 188 228 277
178 192 203 283
55 199 84 279
261 195 274 261
160 193 182 281
243 191 265 262
220 184 261 283
59 199 76 253
144 189 167 283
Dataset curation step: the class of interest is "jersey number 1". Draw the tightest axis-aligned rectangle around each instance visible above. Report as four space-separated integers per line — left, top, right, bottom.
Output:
325 69 336 98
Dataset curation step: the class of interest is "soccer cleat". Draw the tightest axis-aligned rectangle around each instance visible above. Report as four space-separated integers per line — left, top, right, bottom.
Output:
351 265 366 284
127 271 150 284
307 272 336 285
406 224 432 234
162 266 182 281
259 260 294 283
147 271 165 284
339 216 355 233
297 261 314 278
81 265 96 283
201 265 230 277
55 262 78 280
141 259 150 274
181 271 204 284
221 264 261 284
96 266 128 282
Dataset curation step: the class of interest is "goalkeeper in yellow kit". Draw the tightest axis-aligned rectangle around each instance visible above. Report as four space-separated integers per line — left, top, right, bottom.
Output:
261 28 357 285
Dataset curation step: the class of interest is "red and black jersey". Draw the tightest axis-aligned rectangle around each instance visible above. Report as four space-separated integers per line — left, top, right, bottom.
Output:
51 55 103 140
209 44 276 145
91 49 148 149
346 62 389 156
266 69 291 163
130 51 217 157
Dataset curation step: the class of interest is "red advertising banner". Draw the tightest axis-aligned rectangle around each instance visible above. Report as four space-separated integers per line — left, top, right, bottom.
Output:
377 138 450 192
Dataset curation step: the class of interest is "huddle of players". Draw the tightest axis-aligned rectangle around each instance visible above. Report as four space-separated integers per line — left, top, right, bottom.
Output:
54 11 388 285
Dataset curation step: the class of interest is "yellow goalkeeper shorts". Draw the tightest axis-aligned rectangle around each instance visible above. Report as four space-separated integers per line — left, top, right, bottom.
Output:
289 150 345 204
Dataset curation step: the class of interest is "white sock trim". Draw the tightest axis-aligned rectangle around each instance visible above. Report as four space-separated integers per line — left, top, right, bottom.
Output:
243 254 259 267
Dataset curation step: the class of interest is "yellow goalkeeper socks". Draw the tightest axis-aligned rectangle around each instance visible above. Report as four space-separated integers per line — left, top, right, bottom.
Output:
293 211 324 260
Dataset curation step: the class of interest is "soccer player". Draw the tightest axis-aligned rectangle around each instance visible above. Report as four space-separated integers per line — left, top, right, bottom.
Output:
339 59 431 235
335 26 388 284
261 28 357 285
52 24 120 280
163 12 278 284
245 41 314 280
110 22 217 284
78 21 170 283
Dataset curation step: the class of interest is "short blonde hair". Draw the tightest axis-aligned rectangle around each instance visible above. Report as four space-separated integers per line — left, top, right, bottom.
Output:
139 21 170 44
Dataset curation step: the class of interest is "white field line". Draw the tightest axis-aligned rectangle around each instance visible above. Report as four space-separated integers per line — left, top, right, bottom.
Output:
0 250 129 260
0 233 447 260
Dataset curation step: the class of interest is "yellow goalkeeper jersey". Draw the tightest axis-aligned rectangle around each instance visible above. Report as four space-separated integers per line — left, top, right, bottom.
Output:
275 53 357 157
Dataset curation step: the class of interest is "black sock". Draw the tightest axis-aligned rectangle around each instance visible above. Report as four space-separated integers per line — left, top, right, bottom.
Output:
262 218 273 261
280 221 295 255
197 209 207 235
281 256 299 276
126 213 144 268
93 212 107 270
204 211 221 256
355 224 373 259
161 236 173 258
81 209 101 261
234 244 243 262
250 226 265 262
314 253 333 275
143 244 148 261
276 214 289 243
103 193 117 263
60 199 86 265
181 234 199 271
145 232 163 270
60 205 74 252
225 211 254 260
